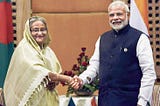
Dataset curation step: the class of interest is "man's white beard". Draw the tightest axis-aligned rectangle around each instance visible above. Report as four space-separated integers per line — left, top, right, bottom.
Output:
109 16 128 31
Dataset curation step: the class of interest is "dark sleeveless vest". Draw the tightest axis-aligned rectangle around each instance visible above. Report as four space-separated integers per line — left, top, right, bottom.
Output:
98 25 143 106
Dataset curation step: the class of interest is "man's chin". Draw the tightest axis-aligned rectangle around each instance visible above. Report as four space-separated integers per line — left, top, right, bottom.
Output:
112 26 123 30
112 24 127 31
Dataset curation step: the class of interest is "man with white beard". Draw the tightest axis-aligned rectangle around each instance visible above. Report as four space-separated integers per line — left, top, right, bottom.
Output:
70 1 156 106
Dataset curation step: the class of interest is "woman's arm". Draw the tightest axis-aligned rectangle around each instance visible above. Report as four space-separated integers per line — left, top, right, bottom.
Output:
48 72 72 84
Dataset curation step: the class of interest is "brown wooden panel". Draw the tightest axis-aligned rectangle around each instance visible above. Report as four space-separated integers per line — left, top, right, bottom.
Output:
148 1 160 78
32 0 112 12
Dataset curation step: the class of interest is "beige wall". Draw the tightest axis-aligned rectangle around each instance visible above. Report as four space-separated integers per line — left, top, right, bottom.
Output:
31 0 112 95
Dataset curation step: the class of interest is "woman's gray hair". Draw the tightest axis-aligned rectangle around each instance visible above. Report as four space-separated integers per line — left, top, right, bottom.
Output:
108 1 129 13
29 16 47 29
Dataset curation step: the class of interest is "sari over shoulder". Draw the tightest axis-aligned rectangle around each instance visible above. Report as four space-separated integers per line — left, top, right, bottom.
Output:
4 17 62 106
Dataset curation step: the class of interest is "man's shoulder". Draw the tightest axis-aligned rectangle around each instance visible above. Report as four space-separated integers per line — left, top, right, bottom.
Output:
101 30 113 36
130 26 145 35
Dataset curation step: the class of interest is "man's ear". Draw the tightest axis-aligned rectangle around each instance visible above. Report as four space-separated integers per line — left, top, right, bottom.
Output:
127 12 130 18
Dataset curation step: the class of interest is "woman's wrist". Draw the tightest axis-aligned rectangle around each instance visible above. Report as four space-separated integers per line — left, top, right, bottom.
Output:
56 73 59 81
58 74 72 83
48 72 59 81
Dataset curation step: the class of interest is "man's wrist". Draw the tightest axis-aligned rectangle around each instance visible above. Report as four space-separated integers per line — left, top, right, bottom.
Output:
138 98 147 106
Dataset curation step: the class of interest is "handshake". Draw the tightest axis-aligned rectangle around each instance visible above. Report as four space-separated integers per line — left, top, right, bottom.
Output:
69 75 83 90
48 72 84 91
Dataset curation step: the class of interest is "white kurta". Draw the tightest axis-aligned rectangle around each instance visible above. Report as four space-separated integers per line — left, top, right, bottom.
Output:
79 34 156 105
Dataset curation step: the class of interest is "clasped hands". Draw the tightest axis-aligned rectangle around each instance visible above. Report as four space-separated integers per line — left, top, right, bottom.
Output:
69 75 83 90
47 72 83 91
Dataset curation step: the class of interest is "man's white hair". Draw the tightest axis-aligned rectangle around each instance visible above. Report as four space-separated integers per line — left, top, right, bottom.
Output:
108 0 129 13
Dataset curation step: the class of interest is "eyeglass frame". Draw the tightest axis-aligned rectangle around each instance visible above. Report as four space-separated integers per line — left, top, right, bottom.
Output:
30 28 47 33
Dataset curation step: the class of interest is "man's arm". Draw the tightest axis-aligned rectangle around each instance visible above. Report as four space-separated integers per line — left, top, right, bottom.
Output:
79 37 100 84
137 34 157 106
70 37 101 90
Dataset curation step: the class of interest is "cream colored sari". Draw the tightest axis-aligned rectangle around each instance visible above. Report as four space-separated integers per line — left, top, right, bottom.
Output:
4 17 62 106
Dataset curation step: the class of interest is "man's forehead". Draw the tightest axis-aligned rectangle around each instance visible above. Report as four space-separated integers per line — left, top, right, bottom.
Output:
108 8 125 14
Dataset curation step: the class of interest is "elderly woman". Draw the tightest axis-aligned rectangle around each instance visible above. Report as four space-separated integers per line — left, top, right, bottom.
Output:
4 16 72 106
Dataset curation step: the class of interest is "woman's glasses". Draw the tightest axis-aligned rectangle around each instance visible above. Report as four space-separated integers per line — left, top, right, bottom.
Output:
31 28 47 33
